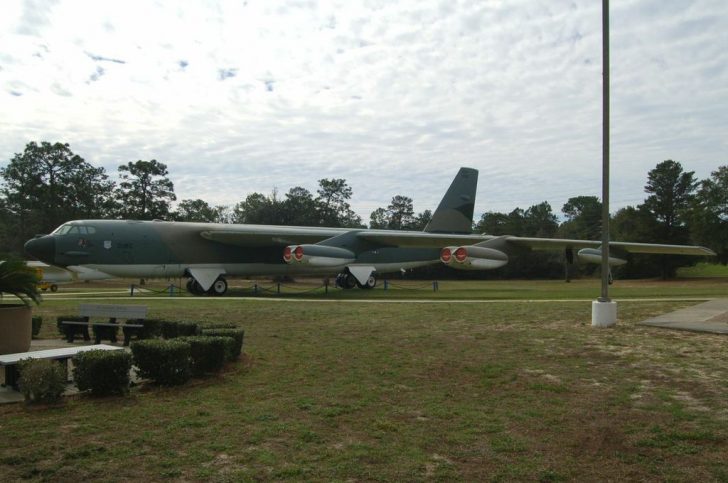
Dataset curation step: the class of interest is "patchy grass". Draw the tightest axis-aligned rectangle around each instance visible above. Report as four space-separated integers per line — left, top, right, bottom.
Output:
3 280 728 481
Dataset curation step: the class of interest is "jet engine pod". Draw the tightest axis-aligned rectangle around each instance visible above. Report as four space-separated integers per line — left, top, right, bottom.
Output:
283 245 356 267
443 245 508 270
439 246 459 265
577 248 627 266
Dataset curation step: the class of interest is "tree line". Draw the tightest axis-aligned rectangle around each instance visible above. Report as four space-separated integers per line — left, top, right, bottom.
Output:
1 141 726 279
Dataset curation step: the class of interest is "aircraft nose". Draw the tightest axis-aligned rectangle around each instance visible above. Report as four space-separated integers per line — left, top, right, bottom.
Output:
24 236 55 264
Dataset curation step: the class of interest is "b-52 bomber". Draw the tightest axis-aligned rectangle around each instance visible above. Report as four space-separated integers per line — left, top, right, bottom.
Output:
24 168 715 296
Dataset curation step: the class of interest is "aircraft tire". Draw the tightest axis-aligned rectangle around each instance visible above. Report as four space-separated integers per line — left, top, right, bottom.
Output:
186 279 206 296
356 275 377 289
209 277 228 296
50 284 58 292
343 273 357 289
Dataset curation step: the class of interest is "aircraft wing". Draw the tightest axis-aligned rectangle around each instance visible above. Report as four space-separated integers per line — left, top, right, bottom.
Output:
356 231 486 248
356 231 715 256
200 226 347 247
505 237 716 256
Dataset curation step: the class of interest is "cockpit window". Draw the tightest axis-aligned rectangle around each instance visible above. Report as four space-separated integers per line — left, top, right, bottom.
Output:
52 224 96 235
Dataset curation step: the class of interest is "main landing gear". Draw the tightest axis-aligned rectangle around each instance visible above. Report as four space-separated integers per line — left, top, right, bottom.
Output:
186 276 228 296
335 271 377 289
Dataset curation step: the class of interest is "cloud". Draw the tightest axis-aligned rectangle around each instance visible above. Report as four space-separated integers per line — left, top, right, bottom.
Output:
1 0 727 222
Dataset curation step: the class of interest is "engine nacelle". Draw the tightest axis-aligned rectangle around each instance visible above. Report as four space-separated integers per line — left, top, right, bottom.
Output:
283 245 356 267
577 248 627 266
440 245 508 270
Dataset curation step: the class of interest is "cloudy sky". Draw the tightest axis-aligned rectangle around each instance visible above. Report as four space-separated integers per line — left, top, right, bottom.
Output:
1 0 726 222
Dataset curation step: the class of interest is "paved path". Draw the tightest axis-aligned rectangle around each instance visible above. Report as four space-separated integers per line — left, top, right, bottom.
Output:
639 298 728 334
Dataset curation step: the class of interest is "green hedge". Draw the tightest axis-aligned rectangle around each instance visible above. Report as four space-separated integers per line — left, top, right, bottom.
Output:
202 328 244 361
131 339 191 386
180 336 227 376
73 350 132 396
31 316 42 338
18 359 66 404
161 320 200 339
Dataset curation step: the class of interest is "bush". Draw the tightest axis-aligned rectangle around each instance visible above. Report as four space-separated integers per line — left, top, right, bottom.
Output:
73 350 132 396
31 316 42 338
18 359 66 404
139 318 162 338
180 336 227 376
202 328 244 361
161 320 199 339
131 339 191 386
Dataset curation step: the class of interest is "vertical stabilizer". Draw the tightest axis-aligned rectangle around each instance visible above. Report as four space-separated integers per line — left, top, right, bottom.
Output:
424 167 478 234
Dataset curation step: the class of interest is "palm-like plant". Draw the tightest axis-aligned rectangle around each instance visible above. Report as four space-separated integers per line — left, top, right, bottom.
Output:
0 259 41 306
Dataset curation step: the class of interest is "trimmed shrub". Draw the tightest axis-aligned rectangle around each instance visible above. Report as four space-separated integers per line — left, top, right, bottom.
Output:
180 336 227 376
139 318 162 338
18 359 66 404
161 320 200 339
131 339 191 386
202 328 244 361
160 320 179 339
73 350 132 396
178 321 200 337
31 316 42 338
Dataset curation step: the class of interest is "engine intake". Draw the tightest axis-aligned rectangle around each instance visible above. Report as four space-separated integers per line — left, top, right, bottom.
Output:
283 245 356 267
440 245 508 270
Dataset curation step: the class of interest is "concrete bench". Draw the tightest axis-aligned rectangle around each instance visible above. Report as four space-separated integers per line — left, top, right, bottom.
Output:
0 344 124 390
59 304 148 346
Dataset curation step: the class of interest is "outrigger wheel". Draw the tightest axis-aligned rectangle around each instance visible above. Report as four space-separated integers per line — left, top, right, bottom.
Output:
208 277 228 296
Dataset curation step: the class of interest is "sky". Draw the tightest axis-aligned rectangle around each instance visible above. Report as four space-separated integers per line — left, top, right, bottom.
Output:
1 0 726 223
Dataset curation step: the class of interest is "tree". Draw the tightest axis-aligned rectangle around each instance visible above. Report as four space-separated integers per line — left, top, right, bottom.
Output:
387 195 415 229
173 199 228 223
641 160 697 278
283 187 320 226
409 209 433 231
0 141 115 254
316 178 361 227
523 202 558 237
231 191 286 225
368 195 418 230
116 160 176 220
642 160 697 240
559 196 602 240
690 165 728 264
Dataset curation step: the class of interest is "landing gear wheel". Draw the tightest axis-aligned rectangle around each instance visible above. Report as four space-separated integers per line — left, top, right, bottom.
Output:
356 274 377 289
608 270 614 285
186 279 206 295
343 273 357 289
50 284 58 292
336 272 357 289
209 277 228 296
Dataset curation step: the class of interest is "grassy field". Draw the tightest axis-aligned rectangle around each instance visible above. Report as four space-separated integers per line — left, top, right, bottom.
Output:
2 279 728 481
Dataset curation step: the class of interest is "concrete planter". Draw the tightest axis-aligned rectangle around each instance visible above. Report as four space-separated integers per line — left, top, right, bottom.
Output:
0 304 32 354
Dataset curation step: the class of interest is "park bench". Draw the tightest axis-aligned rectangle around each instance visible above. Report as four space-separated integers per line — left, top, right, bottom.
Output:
0 344 124 390
59 304 148 346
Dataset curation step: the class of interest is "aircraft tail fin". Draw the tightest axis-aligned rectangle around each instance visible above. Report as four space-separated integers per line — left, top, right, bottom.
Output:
424 167 478 234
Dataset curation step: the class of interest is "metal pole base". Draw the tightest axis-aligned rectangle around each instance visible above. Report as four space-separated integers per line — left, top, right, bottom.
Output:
592 300 617 327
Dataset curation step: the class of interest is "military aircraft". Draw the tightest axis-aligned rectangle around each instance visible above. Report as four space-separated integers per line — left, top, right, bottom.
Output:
26 260 114 292
24 167 715 296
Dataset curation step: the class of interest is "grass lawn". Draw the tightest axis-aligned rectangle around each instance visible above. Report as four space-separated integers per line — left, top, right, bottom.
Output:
2 279 728 481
